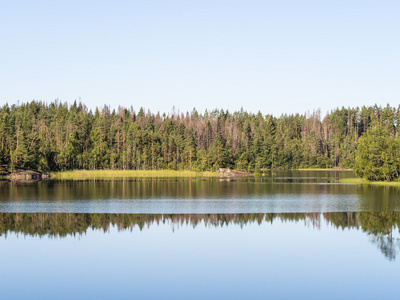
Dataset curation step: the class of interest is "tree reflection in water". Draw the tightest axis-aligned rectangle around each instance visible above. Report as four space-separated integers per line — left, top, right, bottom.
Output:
1 212 399 261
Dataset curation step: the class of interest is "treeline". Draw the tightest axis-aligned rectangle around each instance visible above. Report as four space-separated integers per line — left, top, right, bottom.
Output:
1 212 398 260
1 212 398 238
0 101 399 175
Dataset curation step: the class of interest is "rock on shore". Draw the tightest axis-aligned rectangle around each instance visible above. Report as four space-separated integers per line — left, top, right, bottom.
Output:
216 168 253 177
0 165 50 181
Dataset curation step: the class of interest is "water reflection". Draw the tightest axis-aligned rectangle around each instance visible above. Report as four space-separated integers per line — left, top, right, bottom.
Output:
2 176 400 213
0 171 358 203
1 212 399 261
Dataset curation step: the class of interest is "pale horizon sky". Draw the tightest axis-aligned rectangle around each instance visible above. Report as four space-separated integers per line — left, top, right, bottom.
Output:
1 1 399 117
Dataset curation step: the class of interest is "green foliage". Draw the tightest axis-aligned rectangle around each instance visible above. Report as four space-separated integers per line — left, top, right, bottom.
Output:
1 101 399 179
354 124 400 181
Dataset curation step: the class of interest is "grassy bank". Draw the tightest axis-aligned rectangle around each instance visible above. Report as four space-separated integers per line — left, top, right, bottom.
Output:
296 168 353 171
50 169 219 179
339 178 400 186
49 168 352 180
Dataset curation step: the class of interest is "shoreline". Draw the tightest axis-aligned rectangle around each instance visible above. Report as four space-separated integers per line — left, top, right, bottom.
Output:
49 168 352 180
295 168 353 171
339 178 400 186
3 168 400 186
50 170 220 179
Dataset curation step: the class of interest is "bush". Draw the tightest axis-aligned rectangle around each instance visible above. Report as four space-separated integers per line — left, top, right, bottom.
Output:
354 125 400 181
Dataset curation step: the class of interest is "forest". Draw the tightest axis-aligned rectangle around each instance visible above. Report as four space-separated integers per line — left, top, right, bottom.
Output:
0 101 399 181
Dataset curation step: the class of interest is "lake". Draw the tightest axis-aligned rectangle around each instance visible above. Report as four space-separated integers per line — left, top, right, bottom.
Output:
1 171 399 299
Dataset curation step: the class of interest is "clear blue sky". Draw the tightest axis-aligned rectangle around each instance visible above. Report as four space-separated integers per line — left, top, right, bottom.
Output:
1 0 399 116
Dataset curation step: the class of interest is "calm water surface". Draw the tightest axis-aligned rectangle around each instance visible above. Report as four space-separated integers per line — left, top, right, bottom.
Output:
0 171 399 213
1 171 399 299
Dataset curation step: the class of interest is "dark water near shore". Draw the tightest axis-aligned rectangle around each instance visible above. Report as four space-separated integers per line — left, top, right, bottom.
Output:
1 170 399 213
1 171 399 299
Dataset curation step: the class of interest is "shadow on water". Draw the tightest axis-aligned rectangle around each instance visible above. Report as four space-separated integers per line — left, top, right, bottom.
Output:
2 176 400 213
0 170 357 202
1 212 399 261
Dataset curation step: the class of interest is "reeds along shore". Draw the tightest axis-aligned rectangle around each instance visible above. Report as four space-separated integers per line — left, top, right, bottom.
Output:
339 178 400 186
50 169 219 179
50 169 400 186
48 168 347 180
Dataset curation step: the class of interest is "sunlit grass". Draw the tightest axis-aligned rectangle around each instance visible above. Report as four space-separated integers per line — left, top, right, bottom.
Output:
50 169 219 179
296 168 353 171
339 178 400 186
